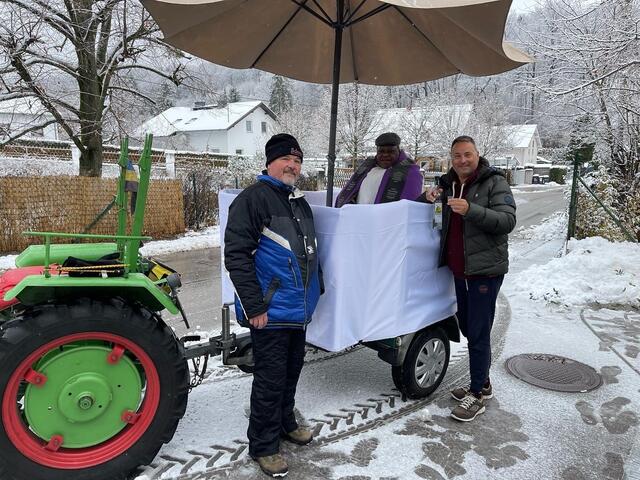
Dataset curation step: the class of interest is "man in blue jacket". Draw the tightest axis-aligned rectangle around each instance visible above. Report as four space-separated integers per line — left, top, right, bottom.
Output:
224 133 322 477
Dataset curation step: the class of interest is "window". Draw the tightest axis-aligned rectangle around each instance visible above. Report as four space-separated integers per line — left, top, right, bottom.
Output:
236 149 243 155
261 121 267 133
212 148 220 153
245 120 252 133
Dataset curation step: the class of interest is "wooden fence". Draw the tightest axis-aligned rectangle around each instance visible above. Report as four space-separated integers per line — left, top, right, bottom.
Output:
0 176 184 253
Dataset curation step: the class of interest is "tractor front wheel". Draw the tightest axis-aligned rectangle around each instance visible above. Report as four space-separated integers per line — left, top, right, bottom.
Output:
0 298 189 480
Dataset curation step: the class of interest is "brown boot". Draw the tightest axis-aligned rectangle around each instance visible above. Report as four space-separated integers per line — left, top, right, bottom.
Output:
281 426 313 445
254 453 288 477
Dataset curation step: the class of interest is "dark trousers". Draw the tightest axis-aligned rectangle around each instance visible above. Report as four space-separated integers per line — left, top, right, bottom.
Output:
248 327 306 457
454 275 504 394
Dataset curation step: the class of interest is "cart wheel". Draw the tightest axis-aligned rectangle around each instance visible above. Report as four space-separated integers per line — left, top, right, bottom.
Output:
391 328 449 399
0 298 189 480
235 344 255 374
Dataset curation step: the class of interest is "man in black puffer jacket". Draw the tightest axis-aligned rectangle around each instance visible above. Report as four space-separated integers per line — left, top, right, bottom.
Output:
418 135 516 422
224 133 322 477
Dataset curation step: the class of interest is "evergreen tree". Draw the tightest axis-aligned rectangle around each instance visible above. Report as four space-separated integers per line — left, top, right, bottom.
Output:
217 90 228 107
269 76 293 115
228 87 241 103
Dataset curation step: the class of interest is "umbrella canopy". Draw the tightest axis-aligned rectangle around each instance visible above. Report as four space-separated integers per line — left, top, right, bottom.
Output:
141 0 531 203
143 0 529 84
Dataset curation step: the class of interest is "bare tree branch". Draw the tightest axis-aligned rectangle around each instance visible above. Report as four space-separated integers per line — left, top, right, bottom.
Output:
0 118 57 146
108 85 156 105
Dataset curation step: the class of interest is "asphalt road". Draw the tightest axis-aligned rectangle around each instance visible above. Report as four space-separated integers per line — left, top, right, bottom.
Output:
158 185 567 338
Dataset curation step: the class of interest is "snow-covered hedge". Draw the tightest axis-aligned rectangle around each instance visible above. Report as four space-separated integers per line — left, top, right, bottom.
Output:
575 166 639 242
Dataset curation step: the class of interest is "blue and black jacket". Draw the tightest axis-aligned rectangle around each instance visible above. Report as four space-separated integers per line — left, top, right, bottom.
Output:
224 175 322 329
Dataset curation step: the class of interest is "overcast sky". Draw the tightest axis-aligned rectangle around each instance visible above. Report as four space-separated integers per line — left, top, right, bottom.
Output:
510 0 539 12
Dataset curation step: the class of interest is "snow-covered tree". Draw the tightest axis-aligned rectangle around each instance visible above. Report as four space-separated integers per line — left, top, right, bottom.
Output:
0 0 186 176
337 82 387 167
519 0 639 186
269 76 293 115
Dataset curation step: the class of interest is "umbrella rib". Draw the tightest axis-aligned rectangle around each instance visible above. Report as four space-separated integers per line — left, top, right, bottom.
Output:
289 0 333 26
344 0 368 24
346 4 391 27
251 1 321 69
310 0 334 24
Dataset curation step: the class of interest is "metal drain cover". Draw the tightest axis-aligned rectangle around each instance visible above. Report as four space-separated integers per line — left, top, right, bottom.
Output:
505 354 602 392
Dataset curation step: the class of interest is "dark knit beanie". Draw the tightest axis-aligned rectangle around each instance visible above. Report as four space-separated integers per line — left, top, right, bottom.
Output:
265 133 303 166
375 132 401 147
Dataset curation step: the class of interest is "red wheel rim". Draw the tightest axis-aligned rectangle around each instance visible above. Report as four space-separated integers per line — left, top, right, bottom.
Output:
2 332 161 469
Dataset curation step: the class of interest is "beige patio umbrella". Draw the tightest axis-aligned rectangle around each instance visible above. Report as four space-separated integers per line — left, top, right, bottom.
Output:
141 0 531 204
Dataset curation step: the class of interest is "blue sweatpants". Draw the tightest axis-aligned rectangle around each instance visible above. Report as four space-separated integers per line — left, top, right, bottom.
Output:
454 275 504 394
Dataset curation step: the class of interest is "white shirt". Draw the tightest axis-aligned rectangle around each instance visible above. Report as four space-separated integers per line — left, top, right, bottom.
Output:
356 166 386 204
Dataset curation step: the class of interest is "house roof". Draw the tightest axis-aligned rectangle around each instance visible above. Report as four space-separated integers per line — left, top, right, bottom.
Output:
139 101 276 137
500 124 539 148
372 104 473 140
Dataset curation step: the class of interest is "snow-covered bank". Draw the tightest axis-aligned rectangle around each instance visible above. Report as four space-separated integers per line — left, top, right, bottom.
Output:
140 225 220 256
511 236 640 308
0 226 220 271
508 211 639 309
0 255 18 271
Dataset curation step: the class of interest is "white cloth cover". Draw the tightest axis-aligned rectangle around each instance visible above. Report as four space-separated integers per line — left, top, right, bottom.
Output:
219 190 456 352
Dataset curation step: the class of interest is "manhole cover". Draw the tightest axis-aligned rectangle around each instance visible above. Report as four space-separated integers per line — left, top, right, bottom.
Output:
505 353 602 392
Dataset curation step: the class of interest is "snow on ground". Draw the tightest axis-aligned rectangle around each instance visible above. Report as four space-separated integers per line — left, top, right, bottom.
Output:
0 156 168 178
0 227 220 271
0 255 18 271
511 182 563 192
0 156 77 176
511 235 640 308
140 225 220 256
513 210 567 242
507 210 639 309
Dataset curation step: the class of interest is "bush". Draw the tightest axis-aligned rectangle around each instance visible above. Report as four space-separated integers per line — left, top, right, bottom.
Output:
575 166 639 241
549 167 566 184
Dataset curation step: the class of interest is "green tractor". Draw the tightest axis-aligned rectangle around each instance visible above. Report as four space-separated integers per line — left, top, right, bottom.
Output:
0 136 249 480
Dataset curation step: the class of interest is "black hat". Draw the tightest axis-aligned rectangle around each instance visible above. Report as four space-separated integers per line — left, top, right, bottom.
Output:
375 132 401 147
265 133 303 166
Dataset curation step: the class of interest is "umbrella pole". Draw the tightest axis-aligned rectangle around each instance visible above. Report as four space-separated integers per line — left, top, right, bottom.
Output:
326 0 344 207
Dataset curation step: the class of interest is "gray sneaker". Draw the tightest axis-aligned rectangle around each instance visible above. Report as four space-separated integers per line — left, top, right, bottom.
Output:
451 394 486 422
451 383 493 401
254 454 288 477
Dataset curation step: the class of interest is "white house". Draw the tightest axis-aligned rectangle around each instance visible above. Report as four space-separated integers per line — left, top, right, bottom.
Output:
0 98 60 141
493 124 541 168
138 101 277 156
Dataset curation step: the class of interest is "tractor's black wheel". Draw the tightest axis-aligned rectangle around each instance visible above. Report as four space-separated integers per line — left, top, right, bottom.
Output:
391 328 450 399
0 298 189 480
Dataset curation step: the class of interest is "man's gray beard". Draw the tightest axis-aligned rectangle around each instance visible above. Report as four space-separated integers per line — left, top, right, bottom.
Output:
282 174 298 186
